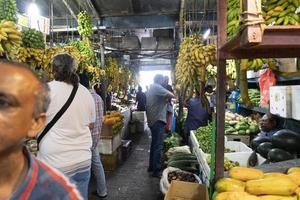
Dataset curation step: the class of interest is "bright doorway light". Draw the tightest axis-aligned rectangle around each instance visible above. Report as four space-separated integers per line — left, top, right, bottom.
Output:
203 28 211 40
27 2 40 29
139 70 172 92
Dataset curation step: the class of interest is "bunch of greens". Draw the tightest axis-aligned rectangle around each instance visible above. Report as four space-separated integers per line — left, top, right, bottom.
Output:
164 133 182 152
195 123 213 153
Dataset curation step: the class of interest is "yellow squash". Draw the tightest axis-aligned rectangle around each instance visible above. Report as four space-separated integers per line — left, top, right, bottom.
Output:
215 178 245 192
288 167 300 174
229 167 264 181
260 195 297 200
264 173 288 179
287 172 300 186
246 177 297 196
215 192 259 200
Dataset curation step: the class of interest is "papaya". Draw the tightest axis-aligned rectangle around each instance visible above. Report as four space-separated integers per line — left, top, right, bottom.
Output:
259 195 297 200
215 192 259 200
287 172 300 186
288 167 300 174
295 187 300 195
246 177 297 196
264 173 288 179
229 167 264 181
215 178 245 192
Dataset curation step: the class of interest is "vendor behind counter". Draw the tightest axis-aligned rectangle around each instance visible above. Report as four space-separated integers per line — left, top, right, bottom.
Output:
259 113 279 137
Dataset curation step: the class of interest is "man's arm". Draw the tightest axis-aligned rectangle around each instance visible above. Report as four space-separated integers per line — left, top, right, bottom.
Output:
156 85 175 98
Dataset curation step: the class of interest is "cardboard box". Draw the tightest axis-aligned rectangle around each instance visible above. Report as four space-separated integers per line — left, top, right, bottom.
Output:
291 85 300 121
270 86 292 118
101 147 120 171
101 124 113 136
98 132 122 155
164 180 209 200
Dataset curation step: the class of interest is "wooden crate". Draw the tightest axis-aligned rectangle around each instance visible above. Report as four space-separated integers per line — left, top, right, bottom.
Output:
225 135 250 146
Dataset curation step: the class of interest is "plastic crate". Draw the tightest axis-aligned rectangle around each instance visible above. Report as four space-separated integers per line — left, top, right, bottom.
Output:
225 135 250 146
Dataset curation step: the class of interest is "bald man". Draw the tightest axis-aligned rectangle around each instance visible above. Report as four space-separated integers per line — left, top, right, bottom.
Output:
0 60 82 200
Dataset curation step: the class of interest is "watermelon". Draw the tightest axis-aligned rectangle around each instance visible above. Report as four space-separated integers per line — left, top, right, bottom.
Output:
271 129 300 153
257 142 273 159
268 148 294 162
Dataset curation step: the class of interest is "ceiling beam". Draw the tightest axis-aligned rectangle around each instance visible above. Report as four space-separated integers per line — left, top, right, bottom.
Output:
61 0 77 19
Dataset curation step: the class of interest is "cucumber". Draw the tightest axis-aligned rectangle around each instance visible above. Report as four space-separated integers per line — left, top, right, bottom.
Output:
168 154 197 163
168 160 199 169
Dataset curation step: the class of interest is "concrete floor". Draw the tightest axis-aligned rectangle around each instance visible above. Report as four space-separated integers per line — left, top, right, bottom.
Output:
89 130 164 200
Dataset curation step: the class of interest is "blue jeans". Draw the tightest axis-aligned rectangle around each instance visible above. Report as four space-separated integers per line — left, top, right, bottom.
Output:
69 168 91 200
149 121 165 175
91 147 107 196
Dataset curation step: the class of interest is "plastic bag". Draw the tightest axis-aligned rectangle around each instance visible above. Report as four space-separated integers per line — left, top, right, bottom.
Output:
259 68 276 106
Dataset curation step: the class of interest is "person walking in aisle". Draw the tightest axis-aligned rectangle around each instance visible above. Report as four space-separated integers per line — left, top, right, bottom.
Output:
146 74 174 178
37 54 96 200
79 76 108 199
0 60 82 200
136 85 146 111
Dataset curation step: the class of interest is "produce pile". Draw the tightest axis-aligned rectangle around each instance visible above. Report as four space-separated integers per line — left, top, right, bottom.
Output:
238 89 261 107
175 33 216 102
77 11 93 37
227 0 239 40
21 28 45 49
252 129 300 162
103 111 124 135
0 0 18 23
195 123 213 153
214 166 300 200
0 20 21 56
262 0 300 25
225 112 260 135
167 170 197 184
166 152 199 174
164 133 182 152
207 155 239 171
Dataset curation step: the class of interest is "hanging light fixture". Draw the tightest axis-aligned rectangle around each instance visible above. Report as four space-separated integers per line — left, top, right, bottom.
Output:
203 28 211 40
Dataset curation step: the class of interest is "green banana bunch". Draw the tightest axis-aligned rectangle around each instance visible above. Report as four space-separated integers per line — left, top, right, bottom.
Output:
262 0 300 25
227 0 240 40
0 0 18 23
226 60 237 79
246 58 266 71
21 28 45 49
77 11 93 37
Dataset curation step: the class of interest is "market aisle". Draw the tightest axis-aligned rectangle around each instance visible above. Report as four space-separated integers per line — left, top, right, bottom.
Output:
89 129 164 200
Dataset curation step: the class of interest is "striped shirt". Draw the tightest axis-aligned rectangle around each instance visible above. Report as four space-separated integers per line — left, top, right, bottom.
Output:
11 148 82 200
90 90 104 150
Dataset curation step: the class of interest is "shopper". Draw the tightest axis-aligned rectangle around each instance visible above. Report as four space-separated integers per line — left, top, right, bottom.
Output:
37 54 96 200
184 90 211 144
136 86 146 111
146 74 174 178
80 77 108 199
258 113 279 137
163 76 173 133
0 60 81 200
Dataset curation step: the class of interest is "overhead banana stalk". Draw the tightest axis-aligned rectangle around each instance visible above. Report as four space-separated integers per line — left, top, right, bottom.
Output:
240 59 252 108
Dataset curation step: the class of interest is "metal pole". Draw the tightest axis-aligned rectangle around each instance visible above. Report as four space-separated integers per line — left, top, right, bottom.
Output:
50 0 54 46
215 0 227 181
99 31 107 114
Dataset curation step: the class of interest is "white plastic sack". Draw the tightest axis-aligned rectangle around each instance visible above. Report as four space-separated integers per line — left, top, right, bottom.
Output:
160 167 201 195
166 146 191 158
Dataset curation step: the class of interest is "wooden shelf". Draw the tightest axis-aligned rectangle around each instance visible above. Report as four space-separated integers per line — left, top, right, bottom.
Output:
220 26 300 59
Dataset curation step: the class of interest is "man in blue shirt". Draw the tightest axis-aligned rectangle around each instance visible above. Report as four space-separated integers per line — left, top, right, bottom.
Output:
0 60 81 200
184 90 210 144
146 74 174 178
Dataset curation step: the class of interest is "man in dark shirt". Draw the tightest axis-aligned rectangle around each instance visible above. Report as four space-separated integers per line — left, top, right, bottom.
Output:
136 86 146 111
184 90 210 144
163 76 173 133
0 60 81 200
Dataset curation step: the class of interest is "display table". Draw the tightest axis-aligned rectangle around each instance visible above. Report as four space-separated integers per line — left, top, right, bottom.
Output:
121 108 131 139
256 159 300 173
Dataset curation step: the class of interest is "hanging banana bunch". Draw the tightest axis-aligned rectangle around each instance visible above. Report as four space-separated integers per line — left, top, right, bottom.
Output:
0 20 21 57
175 33 217 104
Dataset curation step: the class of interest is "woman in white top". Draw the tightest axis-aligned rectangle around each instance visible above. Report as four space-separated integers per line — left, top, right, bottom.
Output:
37 54 96 200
